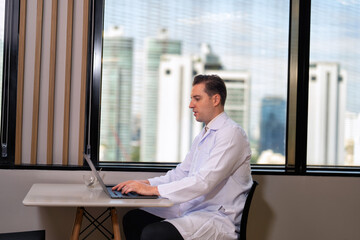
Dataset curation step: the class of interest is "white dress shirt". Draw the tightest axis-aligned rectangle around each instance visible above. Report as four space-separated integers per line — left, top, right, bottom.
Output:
143 112 252 240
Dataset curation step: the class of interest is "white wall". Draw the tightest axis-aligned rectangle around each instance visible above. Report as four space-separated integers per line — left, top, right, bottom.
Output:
1 170 360 240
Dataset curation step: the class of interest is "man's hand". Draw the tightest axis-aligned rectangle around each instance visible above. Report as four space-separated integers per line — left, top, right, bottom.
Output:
112 180 159 196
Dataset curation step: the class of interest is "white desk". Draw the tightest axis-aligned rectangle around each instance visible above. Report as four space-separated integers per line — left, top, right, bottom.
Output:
23 183 173 240
23 183 173 207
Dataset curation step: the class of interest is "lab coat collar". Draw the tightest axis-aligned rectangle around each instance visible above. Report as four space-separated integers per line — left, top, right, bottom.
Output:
206 111 228 131
200 111 228 142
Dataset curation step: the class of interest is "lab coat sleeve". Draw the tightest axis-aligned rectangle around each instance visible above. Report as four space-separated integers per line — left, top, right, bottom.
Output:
148 135 199 186
157 126 251 204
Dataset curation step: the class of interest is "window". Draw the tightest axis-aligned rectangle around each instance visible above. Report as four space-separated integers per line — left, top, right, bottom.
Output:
308 0 360 167
97 0 290 164
85 0 360 175
0 0 356 174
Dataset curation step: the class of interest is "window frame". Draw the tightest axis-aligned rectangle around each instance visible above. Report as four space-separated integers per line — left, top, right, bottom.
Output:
0 0 19 168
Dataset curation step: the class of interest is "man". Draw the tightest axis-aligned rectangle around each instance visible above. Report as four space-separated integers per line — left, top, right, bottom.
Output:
113 74 252 240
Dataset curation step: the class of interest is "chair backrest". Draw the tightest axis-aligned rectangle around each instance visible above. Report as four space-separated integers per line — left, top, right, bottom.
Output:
239 180 258 240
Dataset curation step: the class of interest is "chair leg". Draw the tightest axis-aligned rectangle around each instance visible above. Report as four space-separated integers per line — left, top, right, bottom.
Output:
111 207 121 240
71 207 84 240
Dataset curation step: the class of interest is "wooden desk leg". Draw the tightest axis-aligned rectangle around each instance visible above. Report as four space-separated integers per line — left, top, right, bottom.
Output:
71 207 84 240
110 207 121 240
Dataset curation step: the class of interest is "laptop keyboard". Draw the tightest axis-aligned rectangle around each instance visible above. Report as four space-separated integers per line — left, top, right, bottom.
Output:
106 186 158 199
111 190 139 197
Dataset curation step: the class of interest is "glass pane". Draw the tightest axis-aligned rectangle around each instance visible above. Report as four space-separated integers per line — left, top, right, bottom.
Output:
101 0 289 163
308 1 360 166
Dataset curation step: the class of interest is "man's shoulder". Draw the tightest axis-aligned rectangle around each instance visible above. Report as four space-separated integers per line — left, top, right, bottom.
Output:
211 112 248 137
222 114 244 129
224 119 247 136
212 119 245 140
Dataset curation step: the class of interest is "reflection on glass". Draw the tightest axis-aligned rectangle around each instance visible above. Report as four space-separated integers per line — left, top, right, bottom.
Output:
101 0 289 164
309 1 360 166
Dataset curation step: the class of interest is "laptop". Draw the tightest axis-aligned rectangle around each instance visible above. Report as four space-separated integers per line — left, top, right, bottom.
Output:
83 154 158 199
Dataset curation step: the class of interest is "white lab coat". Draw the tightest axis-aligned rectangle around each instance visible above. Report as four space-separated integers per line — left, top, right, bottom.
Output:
144 112 253 240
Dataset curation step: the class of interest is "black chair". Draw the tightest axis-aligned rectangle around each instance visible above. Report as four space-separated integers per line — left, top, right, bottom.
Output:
239 180 259 240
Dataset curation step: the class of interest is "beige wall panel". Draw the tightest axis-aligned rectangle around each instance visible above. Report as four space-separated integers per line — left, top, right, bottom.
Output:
20 0 84 165
37 0 52 165
52 0 68 165
68 0 83 165
21 0 37 164
15 0 27 165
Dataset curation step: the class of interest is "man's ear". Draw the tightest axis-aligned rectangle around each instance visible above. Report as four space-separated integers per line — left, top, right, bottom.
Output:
212 94 221 107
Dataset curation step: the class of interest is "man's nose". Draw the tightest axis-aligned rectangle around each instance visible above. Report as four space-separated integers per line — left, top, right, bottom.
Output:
189 101 194 108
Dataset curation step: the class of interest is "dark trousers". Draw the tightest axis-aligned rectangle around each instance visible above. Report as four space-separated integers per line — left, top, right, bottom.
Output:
123 209 184 240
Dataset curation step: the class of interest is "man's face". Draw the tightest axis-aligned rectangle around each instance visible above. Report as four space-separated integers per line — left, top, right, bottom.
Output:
189 83 217 125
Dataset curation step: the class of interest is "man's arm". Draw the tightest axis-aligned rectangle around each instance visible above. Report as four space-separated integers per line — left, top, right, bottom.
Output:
156 126 251 203
111 136 199 196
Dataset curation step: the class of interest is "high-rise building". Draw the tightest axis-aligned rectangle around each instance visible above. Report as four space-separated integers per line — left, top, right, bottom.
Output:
259 97 286 155
205 70 251 132
201 44 251 132
307 62 346 165
141 29 182 162
156 55 203 162
156 44 250 162
100 27 133 161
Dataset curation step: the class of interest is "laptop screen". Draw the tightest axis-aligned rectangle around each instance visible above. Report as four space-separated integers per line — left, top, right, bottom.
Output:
83 154 110 193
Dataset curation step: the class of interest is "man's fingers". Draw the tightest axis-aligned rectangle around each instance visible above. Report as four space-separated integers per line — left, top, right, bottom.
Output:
112 183 125 191
122 185 129 194
112 180 145 193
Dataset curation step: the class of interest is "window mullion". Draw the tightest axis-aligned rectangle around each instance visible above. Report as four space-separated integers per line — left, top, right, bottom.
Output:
286 0 311 174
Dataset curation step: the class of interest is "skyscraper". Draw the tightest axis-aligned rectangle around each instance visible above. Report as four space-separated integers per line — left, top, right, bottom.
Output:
259 97 286 155
307 62 346 165
156 44 250 162
205 70 251 132
141 29 182 162
156 54 203 162
100 27 133 161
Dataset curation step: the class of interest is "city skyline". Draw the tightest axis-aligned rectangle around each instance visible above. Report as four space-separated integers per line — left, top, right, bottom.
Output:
100 0 360 165
104 0 290 146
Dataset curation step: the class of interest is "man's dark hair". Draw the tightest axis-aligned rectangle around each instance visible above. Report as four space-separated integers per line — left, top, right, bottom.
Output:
193 74 227 106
